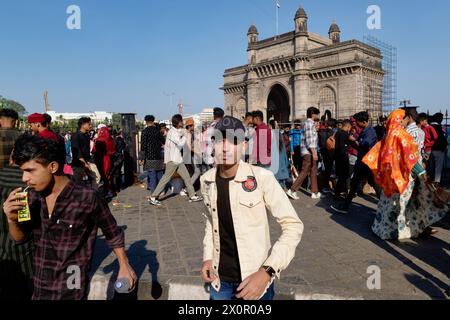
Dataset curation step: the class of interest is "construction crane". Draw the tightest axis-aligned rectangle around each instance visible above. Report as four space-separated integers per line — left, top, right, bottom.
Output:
44 90 50 112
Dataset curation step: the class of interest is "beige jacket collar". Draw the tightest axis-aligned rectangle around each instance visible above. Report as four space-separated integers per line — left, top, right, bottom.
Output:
203 161 256 184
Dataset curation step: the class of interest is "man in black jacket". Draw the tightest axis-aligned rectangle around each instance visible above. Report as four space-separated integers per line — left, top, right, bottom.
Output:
139 115 166 193
333 120 356 198
71 117 95 186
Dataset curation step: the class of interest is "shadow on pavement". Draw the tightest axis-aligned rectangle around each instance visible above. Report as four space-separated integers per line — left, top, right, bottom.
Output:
91 237 162 300
315 196 450 299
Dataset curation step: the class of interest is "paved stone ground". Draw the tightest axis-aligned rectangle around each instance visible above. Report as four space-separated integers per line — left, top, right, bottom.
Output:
91 184 450 300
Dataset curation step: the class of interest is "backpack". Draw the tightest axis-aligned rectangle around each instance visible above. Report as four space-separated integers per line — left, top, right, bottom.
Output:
326 133 336 153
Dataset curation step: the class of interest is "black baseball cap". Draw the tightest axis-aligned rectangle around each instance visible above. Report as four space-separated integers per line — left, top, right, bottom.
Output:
214 116 246 144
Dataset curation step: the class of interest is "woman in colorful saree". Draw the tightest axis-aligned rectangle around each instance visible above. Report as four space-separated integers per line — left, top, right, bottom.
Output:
363 109 447 240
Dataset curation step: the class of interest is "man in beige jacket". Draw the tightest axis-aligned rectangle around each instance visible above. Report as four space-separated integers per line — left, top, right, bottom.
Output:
200 116 303 300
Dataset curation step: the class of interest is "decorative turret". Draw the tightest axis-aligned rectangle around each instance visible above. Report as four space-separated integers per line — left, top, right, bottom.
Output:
328 21 341 44
294 7 308 33
247 25 259 44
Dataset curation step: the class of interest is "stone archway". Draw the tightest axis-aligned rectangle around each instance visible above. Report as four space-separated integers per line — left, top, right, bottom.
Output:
267 84 290 125
318 86 337 118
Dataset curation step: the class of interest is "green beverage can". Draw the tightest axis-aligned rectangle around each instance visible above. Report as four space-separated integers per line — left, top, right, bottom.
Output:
16 191 31 223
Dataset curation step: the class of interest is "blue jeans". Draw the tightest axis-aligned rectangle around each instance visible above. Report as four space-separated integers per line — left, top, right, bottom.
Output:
210 281 275 301
147 170 164 193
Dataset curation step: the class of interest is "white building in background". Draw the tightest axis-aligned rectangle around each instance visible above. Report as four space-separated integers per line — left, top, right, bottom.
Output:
46 111 114 123
183 108 214 126
159 108 215 128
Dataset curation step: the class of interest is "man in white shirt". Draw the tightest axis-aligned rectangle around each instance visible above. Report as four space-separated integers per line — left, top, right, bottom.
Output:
204 108 225 168
149 114 202 206
404 107 425 163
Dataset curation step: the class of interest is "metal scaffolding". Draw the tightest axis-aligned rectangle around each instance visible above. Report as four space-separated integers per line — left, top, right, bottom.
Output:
363 35 398 114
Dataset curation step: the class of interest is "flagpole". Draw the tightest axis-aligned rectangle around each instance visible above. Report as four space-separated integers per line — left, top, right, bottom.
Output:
276 1 279 37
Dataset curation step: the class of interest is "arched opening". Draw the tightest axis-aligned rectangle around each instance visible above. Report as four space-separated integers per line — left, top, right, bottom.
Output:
267 84 290 125
318 86 337 118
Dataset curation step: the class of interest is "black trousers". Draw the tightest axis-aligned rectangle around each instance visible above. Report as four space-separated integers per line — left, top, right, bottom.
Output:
321 149 334 187
292 146 302 171
335 155 349 195
344 161 381 206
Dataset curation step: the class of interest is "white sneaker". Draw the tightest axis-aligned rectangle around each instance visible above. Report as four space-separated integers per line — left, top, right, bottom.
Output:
311 192 323 199
149 197 162 206
286 189 300 200
189 195 203 203
179 189 188 197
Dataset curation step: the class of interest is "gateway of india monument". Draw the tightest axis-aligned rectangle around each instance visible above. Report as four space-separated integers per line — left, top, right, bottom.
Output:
222 7 384 123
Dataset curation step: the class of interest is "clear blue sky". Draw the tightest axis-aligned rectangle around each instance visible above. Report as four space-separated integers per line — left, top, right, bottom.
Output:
1 0 449 119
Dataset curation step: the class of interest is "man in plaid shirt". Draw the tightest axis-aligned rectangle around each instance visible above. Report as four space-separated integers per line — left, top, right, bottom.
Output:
3 134 137 300
286 107 322 200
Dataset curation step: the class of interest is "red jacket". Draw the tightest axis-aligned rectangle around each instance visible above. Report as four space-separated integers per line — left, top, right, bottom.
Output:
39 129 60 142
253 123 271 166
423 125 438 153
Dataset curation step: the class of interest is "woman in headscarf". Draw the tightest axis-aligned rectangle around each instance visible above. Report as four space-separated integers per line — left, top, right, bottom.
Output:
93 127 116 198
363 109 447 240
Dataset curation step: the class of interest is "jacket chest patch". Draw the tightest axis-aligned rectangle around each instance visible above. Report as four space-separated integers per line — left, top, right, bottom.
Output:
242 176 257 192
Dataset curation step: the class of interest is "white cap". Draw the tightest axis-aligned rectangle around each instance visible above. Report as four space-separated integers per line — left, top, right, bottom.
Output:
97 124 107 130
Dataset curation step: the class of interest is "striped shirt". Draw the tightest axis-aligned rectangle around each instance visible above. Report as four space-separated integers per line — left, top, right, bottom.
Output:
300 119 318 156
406 122 425 162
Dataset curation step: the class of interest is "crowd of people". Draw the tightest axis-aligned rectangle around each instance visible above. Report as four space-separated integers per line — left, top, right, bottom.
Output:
0 104 448 301
139 106 449 241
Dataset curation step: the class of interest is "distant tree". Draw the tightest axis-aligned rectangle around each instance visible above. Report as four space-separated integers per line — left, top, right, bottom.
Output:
0 95 27 116
112 113 122 130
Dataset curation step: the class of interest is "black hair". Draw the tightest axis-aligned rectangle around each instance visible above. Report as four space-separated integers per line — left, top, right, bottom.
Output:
417 113 428 122
269 119 276 129
213 108 225 119
78 117 91 129
307 107 320 119
0 108 19 120
341 120 352 127
403 108 418 122
252 110 264 122
244 112 253 119
172 114 183 127
433 113 444 124
321 110 332 122
353 111 369 123
12 134 65 171
145 115 155 122
42 113 52 127
326 119 337 128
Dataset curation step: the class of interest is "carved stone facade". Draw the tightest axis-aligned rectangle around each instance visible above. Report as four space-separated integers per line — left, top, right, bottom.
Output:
222 8 384 123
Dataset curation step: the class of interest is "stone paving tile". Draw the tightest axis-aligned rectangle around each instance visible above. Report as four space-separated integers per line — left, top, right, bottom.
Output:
92 184 450 299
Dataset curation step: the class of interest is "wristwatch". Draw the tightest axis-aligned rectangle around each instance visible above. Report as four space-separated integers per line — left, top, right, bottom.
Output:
262 266 276 278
